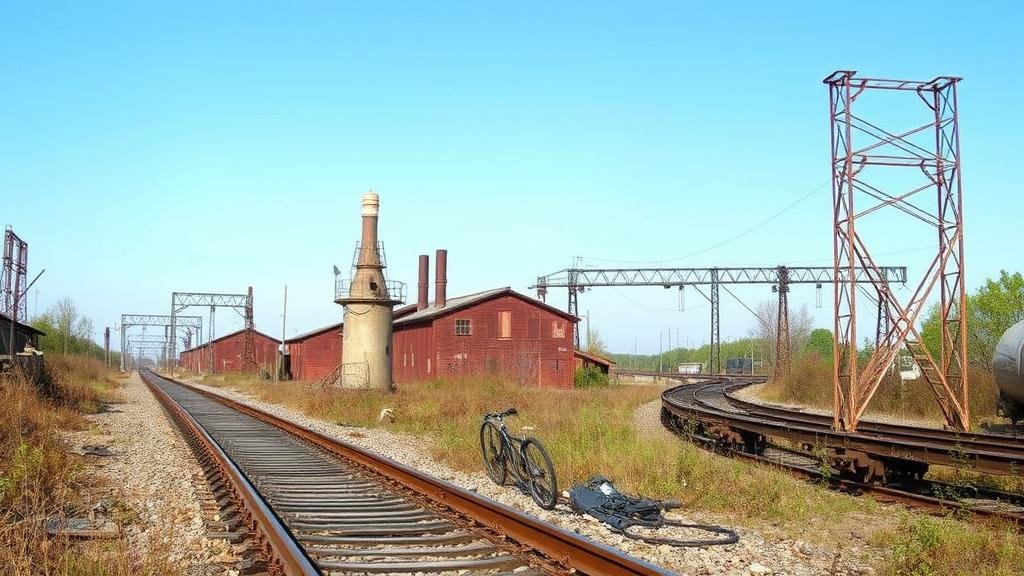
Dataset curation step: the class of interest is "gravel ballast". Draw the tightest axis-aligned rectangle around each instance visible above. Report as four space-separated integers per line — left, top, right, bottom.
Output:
66 373 237 575
175 377 877 575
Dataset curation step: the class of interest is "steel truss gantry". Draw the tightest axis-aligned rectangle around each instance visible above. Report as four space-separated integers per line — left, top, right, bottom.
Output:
126 343 173 370
120 314 202 371
170 288 254 373
533 265 907 375
825 70 969 432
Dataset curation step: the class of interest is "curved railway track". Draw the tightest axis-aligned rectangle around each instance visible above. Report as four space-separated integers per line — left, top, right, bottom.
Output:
660 376 1024 523
140 369 670 576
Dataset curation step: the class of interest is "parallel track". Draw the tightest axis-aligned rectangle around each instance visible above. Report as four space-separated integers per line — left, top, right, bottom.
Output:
141 370 670 576
660 376 1024 523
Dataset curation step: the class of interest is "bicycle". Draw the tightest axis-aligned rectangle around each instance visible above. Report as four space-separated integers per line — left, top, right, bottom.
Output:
480 408 558 510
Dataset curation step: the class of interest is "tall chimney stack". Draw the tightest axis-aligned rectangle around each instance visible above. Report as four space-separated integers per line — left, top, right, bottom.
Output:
435 249 447 309
336 192 402 391
417 254 429 311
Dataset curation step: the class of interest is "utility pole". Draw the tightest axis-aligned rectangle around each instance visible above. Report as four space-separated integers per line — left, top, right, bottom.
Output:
659 331 663 373
585 309 590 351
278 285 288 380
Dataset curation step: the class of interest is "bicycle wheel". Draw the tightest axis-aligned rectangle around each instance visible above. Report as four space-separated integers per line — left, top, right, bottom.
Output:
522 438 558 509
480 421 508 485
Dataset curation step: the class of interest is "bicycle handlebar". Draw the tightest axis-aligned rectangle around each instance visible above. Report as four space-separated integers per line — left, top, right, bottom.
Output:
486 407 518 419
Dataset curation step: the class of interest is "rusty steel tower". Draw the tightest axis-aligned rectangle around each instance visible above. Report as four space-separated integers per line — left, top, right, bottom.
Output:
335 193 405 390
825 71 968 432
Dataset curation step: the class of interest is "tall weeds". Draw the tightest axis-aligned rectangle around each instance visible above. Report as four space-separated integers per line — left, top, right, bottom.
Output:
758 355 1000 425
0 355 177 575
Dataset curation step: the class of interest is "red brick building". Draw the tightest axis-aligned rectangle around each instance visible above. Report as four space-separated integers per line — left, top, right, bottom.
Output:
284 322 343 381
392 287 577 388
179 328 280 374
278 250 578 388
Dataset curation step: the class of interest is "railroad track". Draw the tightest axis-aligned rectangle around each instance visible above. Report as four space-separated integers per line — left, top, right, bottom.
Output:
661 376 1024 523
140 370 670 576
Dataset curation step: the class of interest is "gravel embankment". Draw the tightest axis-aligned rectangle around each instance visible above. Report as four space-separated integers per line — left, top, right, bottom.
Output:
181 377 875 575
65 373 236 575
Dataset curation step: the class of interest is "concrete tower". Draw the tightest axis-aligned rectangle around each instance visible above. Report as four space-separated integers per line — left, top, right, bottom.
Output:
335 192 404 390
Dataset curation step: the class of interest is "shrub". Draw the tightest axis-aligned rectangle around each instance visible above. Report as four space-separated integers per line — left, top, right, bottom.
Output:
574 366 611 388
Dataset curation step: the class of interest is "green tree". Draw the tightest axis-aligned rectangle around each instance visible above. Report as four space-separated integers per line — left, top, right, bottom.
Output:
919 270 1024 364
803 328 833 361
32 298 105 359
585 325 608 356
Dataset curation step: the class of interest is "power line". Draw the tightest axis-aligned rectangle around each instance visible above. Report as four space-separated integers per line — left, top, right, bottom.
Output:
583 181 828 265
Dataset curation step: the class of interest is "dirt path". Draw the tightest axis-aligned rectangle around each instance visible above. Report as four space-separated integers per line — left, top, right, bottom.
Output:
633 398 677 441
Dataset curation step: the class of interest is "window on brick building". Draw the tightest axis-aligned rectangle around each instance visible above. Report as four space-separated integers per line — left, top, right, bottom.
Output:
455 319 472 335
528 317 540 339
499 311 511 338
552 321 566 339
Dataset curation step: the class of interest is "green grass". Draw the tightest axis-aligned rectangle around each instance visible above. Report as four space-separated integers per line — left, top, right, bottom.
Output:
874 514 1024 576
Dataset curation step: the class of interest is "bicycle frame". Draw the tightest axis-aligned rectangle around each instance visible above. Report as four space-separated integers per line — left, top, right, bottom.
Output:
487 415 532 484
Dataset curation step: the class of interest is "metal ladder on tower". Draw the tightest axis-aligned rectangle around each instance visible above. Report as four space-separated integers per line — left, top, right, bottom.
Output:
904 339 958 421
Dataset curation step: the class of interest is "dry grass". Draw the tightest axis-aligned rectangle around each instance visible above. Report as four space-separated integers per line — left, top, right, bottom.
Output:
0 355 180 576
199 371 1024 573
756 355 1000 426
200 374 875 525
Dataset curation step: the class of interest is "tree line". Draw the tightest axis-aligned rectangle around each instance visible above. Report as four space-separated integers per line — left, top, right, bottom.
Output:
604 270 1024 373
30 297 118 365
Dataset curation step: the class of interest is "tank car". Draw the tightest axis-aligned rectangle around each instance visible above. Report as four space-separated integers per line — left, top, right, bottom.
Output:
992 319 1024 423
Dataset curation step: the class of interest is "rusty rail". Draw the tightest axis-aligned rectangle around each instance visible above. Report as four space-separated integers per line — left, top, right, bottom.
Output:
145 370 669 576
143 371 319 575
660 376 1024 523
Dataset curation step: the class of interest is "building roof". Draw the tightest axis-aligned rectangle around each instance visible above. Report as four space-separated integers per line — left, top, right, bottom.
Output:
393 303 419 320
0 312 45 336
285 322 343 343
573 349 616 367
393 287 578 327
180 327 281 353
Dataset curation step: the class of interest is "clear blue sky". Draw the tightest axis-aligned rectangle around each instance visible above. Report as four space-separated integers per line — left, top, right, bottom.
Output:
2 1 1021 355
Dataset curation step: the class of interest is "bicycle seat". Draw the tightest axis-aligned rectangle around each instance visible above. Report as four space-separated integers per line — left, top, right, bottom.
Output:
521 426 535 432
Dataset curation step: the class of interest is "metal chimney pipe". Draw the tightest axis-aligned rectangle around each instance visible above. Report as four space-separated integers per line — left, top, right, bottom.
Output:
435 249 447 309
417 254 429 311
357 193 381 266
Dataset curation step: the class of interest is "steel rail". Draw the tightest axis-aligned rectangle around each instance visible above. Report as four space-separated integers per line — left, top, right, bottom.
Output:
147 370 670 576
142 371 320 576
660 377 1024 523
728 393 1024 451
662 378 1024 477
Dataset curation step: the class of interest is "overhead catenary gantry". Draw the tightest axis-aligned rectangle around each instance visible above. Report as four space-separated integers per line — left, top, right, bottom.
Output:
532 265 907 375
126 343 173 370
825 71 969 432
170 288 254 373
119 314 202 371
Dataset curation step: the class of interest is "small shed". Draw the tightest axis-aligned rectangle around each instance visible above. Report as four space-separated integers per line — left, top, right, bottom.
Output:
0 312 45 358
573 349 615 374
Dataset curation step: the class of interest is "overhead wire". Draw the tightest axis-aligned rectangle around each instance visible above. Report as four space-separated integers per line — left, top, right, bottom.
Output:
582 181 828 266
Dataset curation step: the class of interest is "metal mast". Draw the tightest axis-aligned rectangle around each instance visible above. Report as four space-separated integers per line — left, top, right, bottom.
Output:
825 71 968 432
170 290 254 373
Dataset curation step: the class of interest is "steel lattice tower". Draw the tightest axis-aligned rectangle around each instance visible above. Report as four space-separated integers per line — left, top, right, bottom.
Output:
825 71 968 432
